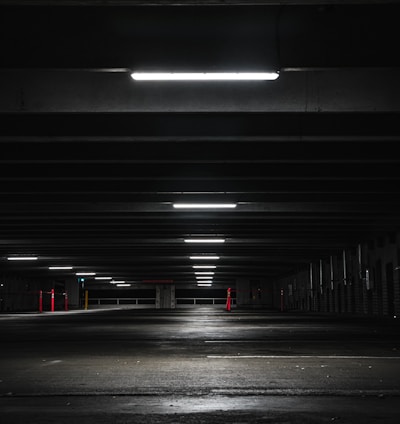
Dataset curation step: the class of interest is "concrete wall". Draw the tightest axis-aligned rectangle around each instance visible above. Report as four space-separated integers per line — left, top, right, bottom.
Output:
273 232 400 317
236 278 274 309
0 276 80 312
0 276 44 312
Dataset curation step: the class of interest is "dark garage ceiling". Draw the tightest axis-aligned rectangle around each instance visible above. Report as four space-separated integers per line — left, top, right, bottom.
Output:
0 0 400 288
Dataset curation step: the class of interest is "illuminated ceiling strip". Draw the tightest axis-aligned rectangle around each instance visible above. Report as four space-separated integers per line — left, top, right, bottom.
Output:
131 72 279 81
190 256 220 260
7 256 38 261
195 272 215 275
76 272 96 276
193 265 216 269
49 266 73 270
184 239 225 243
173 203 236 209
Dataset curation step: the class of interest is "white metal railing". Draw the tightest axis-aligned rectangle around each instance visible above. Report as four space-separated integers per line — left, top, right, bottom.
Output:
88 297 235 307
176 297 236 305
88 298 156 306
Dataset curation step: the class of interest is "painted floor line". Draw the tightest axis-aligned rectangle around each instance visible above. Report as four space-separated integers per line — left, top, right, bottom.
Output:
204 340 392 343
206 355 400 359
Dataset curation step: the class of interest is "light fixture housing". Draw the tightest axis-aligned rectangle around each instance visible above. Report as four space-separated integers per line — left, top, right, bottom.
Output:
7 256 38 261
131 72 279 81
193 265 216 269
173 203 236 209
184 239 225 243
49 266 73 270
190 256 220 260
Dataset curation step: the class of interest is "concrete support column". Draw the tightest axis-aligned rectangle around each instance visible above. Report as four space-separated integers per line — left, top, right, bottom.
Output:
236 279 250 307
65 277 80 309
236 278 272 309
156 284 175 309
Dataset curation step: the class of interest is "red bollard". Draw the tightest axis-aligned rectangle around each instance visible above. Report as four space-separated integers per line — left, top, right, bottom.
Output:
226 287 231 312
51 288 55 312
64 291 68 312
39 290 43 313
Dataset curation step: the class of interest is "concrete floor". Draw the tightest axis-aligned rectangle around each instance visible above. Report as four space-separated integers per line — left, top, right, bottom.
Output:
1 307 400 423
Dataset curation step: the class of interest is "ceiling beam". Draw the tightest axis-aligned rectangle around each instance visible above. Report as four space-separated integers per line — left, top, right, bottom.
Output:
0 1 397 6
1 69 399 113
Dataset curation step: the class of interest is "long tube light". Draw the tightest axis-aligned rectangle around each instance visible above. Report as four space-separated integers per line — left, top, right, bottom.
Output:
190 256 220 260
184 239 225 243
95 277 113 280
76 272 96 276
173 203 236 209
195 272 215 275
197 283 212 287
131 72 279 81
196 276 214 279
193 265 216 269
110 280 125 284
116 284 131 287
49 266 73 270
7 256 38 261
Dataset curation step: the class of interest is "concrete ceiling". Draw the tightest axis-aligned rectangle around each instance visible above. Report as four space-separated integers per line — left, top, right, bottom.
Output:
0 1 400 288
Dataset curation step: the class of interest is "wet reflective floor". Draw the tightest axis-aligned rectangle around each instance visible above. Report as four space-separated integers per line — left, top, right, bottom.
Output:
1 308 400 423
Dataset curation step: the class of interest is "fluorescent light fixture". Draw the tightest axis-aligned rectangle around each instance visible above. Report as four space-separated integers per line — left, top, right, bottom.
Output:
110 280 125 284
95 277 113 280
49 266 73 270
196 276 214 279
116 283 131 287
173 203 236 209
190 256 220 260
197 283 212 287
184 239 225 243
7 256 38 261
131 72 279 81
195 271 215 275
76 272 96 276
193 265 216 269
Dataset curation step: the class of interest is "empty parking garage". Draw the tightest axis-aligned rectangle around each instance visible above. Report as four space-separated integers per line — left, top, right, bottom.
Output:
1 0 400 422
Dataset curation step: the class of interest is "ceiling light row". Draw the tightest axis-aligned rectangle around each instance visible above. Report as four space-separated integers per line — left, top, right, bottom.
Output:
7 256 38 261
174 203 236 209
185 239 225 243
190 256 219 260
132 73 279 81
180 200 231 277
